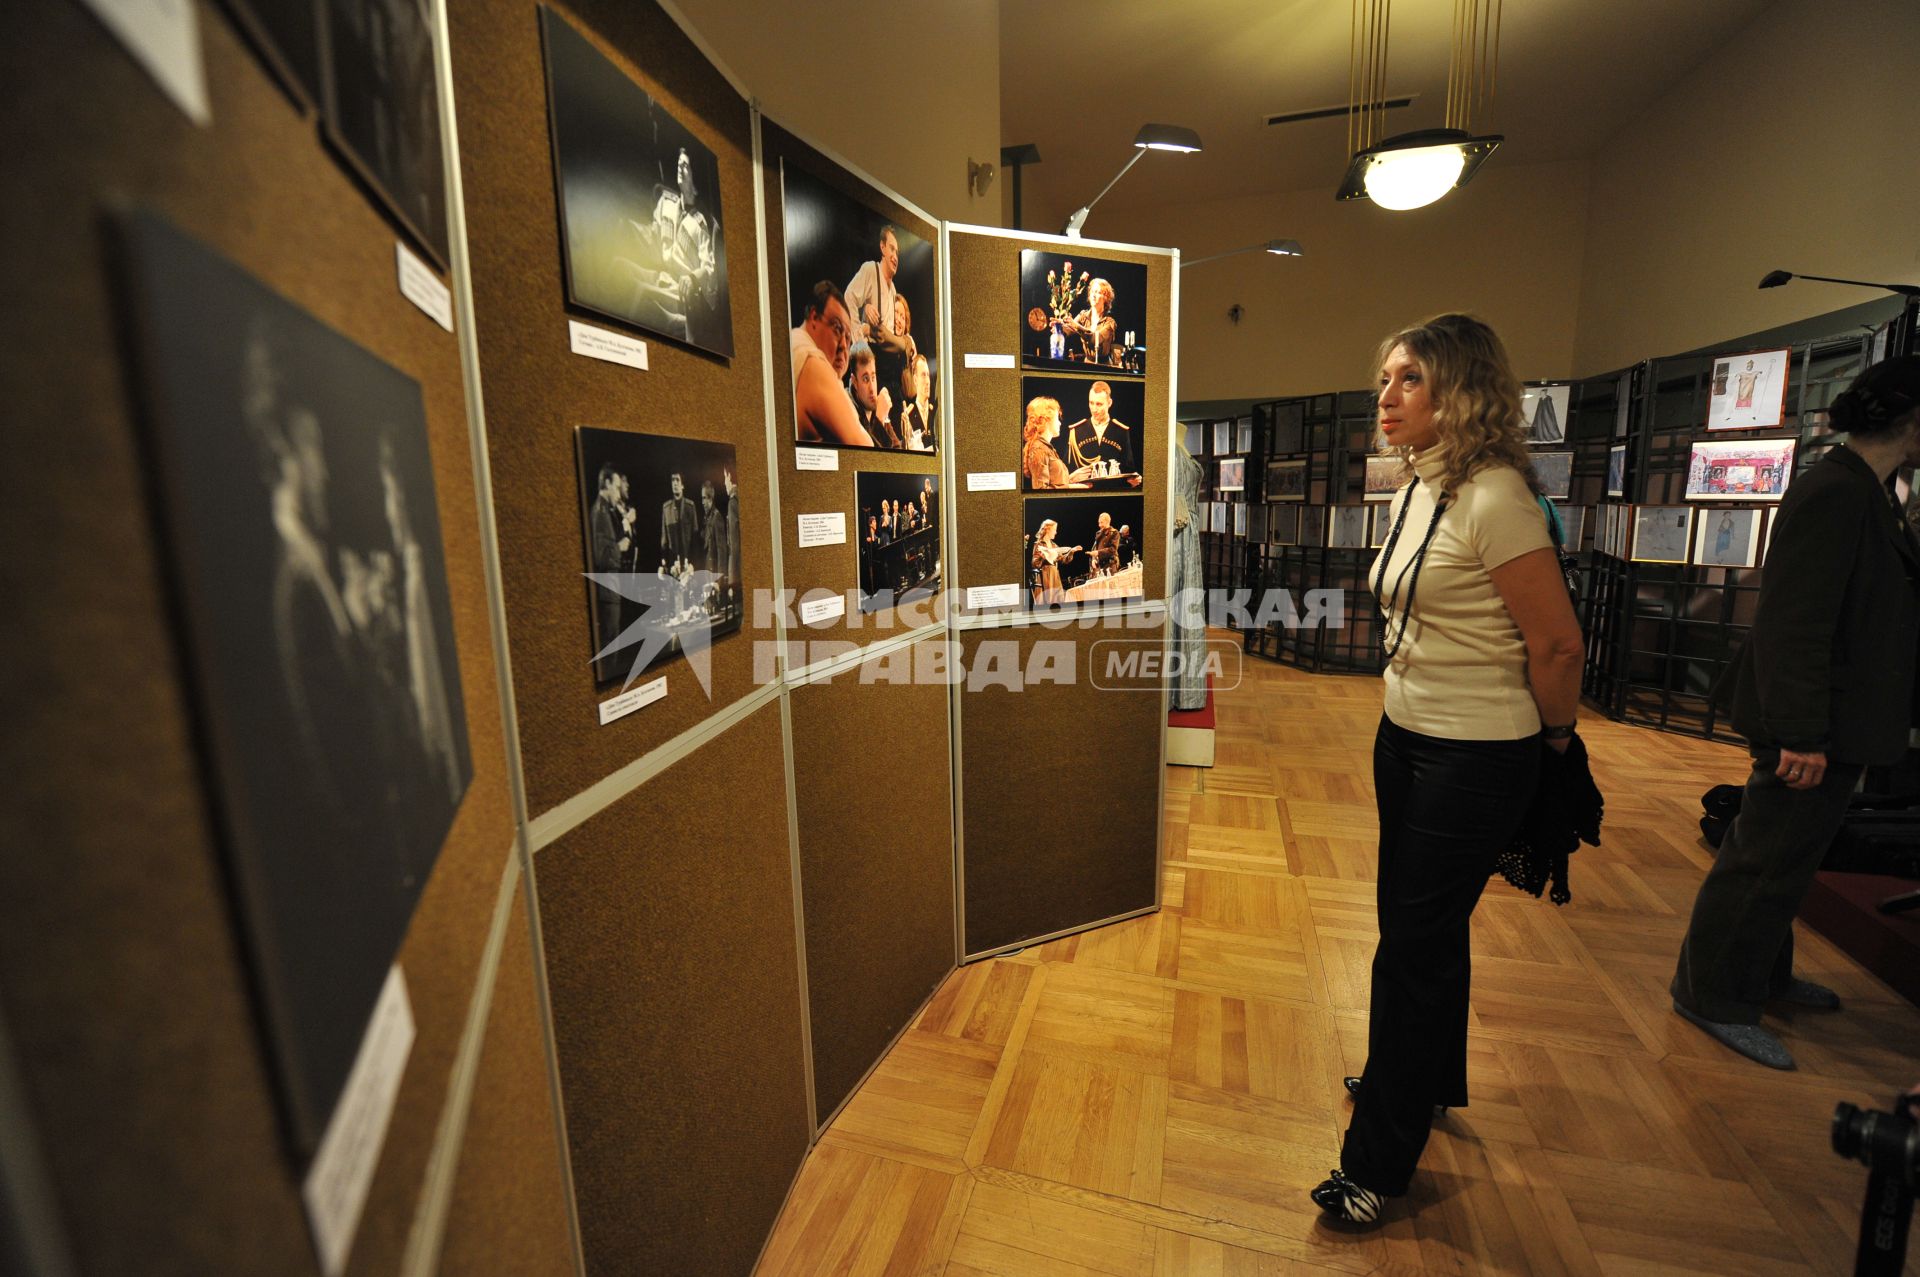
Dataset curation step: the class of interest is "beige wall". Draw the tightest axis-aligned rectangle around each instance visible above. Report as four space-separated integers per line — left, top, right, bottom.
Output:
1101 157 1592 401
670 0 1001 222
1572 0 1920 374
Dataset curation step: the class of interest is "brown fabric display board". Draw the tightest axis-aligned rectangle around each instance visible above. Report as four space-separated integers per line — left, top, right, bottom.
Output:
534 702 810 1276
449 0 771 818
946 229 1172 601
0 7 517 1275
440 875 577 1276
760 118 945 651
789 640 956 1123
957 624 1166 955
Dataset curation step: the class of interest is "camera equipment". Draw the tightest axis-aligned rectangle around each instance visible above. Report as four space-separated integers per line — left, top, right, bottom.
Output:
1831 1091 1917 1276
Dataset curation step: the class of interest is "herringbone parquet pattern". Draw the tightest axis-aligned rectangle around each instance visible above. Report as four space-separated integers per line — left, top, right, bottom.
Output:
757 640 1920 1276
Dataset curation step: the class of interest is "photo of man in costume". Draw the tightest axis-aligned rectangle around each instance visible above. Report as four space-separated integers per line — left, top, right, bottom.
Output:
781 160 938 451
1020 375 1148 491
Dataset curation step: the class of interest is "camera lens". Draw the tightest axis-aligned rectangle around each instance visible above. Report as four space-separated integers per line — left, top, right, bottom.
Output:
1832 1102 1866 1159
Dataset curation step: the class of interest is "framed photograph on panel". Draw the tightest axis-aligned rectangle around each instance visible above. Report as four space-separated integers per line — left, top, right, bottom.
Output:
1024 494 1145 608
1529 450 1574 500
1706 348 1790 430
1299 506 1327 547
1212 501 1229 534
1020 375 1144 490
1019 249 1147 376
1267 505 1299 545
118 212 472 1154
1329 506 1370 549
1614 371 1633 438
541 6 733 357
1248 504 1267 543
1217 457 1245 493
1369 504 1393 548
1606 444 1627 498
1233 502 1248 538
1522 384 1571 445
1692 507 1764 569
1612 506 1633 559
575 427 745 684
855 471 941 613
1631 506 1693 564
1236 417 1254 453
1686 437 1795 500
1182 420 1205 456
1212 420 1233 455
1266 458 1307 502
782 160 938 450
1555 505 1587 552
1363 454 1404 500
322 0 449 264
1269 400 1305 454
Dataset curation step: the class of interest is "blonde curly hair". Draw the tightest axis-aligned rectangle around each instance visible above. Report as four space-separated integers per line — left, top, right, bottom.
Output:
1374 313 1535 499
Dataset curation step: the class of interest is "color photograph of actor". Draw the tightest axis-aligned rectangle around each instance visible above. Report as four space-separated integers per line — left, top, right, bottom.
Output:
849 343 901 449
1022 396 1085 490
1067 380 1141 484
791 281 872 447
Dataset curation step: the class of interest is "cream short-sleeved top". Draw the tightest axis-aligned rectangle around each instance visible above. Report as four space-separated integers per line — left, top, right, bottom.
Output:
1369 449 1553 740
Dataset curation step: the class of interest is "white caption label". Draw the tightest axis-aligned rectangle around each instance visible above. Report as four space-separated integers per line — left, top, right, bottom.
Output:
302 967 415 1277
797 512 847 547
967 471 1017 492
799 594 847 625
966 583 1021 609
793 447 840 472
963 352 1016 370
395 243 453 332
82 0 211 125
568 320 649 371
597 676 667 725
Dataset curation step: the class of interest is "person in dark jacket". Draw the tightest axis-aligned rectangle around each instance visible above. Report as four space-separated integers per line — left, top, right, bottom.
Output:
1671 356 1920 1069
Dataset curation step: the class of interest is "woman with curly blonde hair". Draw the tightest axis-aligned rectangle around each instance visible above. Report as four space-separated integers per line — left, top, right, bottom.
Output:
1021 396 1084 489
1312 313 1585 1228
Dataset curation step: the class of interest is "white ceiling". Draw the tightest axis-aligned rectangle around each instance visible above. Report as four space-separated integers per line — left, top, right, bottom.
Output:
999 0 1774 231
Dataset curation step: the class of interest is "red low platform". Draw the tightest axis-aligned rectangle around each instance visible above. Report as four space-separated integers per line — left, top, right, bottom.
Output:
1799 872 1920 1008
1168 674 1214 730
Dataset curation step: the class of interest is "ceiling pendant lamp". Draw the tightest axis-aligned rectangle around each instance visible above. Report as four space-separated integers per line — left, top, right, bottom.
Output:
1337 0 1503 211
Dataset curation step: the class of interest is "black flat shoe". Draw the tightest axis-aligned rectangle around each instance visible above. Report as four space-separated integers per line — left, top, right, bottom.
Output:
1343 1075 1448 1117
1310 1168 1385 1227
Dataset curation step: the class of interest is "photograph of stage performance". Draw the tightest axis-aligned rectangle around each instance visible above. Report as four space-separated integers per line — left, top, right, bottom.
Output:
1019 375 1146 491
574 426 744 684
1019 249 1147 376
1022 494 1146 609
855 471 941 613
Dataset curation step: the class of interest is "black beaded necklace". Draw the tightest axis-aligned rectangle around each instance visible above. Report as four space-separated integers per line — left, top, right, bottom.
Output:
1371 476 1449 660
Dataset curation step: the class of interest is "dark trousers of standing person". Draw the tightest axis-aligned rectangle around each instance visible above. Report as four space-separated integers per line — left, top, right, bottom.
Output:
1671 748 1862 1024
1341 716 1539 1196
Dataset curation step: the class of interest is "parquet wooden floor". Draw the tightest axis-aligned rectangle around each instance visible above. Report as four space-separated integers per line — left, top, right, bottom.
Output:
757 640 1920 1276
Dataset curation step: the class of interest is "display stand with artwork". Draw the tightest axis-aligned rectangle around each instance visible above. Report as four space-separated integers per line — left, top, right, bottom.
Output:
949 222 1171 961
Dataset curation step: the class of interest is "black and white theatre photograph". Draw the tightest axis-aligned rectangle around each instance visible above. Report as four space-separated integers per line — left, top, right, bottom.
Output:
541 5 733 357
118 212 472 1152
781 161 938 452
230 0 324 107
575 426 744 685
1019 248 1147 376
854 471 941 614
322 0 449 263
1022 494 1145 608
1522 383 1571 444
1018 374 1146 491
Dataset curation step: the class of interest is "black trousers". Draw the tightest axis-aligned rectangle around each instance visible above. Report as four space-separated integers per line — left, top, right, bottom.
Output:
1671 748 1862 1024
1341 715 1539 1195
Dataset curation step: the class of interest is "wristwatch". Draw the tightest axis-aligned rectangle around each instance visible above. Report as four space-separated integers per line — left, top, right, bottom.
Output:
1542 722 1576 741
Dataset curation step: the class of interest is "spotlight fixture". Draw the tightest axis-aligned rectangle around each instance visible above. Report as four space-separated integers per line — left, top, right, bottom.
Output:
1181 239 1305 269
1338 0 1503 211
1062 123 1203 238
1758 270 1920 298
